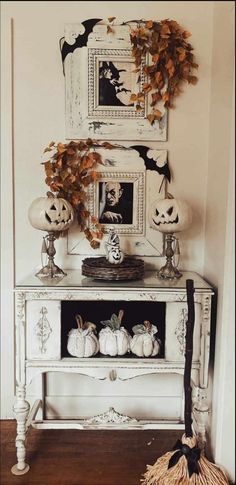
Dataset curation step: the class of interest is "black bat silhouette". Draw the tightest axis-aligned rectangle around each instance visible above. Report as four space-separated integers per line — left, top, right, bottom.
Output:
60 18 102 66
130 145 171 182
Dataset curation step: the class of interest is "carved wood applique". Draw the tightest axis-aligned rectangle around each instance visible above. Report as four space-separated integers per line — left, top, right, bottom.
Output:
34 307 52 353
85 407 138 425
175 308 188 355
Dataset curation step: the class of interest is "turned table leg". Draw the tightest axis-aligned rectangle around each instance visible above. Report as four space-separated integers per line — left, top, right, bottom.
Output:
11 385 30 475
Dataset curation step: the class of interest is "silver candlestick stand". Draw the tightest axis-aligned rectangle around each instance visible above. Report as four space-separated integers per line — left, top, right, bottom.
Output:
158 233 182 279
36 231 66 279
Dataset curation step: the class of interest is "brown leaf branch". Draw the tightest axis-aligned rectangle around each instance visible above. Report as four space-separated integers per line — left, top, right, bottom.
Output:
129 19 198 123
42 139 115 248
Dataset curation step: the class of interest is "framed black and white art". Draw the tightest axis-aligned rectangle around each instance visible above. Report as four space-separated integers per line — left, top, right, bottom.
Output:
67 145 169 258
62 21 167 141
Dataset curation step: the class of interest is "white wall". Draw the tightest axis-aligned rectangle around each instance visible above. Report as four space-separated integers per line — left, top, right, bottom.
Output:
1 1 234 480
203 2 235 481
2 0 214 282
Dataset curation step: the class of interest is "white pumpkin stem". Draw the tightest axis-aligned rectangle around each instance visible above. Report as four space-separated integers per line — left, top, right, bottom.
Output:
118 309 124 324
144 320 152 332
75 314 84 330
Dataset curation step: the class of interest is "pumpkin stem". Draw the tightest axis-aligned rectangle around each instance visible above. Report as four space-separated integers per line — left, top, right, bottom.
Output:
144 320 152 332
118 309 124 324
84 322 97 333
46 191 55 198
75 314 84 330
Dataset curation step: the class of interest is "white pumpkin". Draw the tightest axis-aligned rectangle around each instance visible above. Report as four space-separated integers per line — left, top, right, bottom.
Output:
67 315 99 358
149 195 192 234
130 321 161 357
99 310 131 356
107 246 124 265
28 193 74 232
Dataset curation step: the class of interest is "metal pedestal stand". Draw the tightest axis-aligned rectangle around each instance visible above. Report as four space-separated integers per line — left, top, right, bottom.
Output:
158 233 182 279
36 231 66 279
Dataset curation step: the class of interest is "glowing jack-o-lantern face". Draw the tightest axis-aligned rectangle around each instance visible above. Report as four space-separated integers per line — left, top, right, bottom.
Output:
149 197 192 234
28 195 74 232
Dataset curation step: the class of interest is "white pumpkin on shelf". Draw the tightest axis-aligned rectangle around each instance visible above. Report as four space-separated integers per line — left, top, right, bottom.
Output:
67 315 99 358
99 310 131 356
130 321 161 357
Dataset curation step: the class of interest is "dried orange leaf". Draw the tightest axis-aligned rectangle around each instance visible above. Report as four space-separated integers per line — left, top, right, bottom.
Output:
162 92 170 103
147 114 155 125
145 20 153 29
136 104 143 112
130 93 138 102
108 16 116 22
107 25 113 34
188 75 198 85
152 53 160 63
90 239 100 249
84 229 93 242
153 109 163 120
183 31 192 39
101 141 115 149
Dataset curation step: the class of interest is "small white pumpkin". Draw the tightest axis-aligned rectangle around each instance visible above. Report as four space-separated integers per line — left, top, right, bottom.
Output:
99 310 131 356
149 194 192 234
28 192 74 232
130 321 161 357
67 315 99 358
107 246 124 265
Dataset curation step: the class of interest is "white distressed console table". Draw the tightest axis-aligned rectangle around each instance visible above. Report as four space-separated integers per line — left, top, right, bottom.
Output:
12 270 213 475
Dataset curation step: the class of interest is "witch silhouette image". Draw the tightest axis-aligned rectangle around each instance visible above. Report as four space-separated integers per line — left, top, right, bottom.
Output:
99 61 132 106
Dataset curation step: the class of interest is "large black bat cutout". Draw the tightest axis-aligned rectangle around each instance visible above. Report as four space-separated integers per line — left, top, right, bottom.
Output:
60 18 102 65
130 145 171 182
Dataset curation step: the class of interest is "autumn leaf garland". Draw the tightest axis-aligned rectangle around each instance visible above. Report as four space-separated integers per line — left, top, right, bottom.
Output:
129 19 198 124
42 139 115 248
107 17 198 124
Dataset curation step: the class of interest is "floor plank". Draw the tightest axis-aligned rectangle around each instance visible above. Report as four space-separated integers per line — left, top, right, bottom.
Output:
1 420 183 485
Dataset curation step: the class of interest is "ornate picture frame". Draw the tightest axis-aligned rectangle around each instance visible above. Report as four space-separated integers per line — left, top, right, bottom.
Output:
67 145 168 257
88 171 145 235
63 22 167 141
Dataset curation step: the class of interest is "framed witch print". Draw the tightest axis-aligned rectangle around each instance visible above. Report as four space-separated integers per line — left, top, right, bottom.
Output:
62 21 167 141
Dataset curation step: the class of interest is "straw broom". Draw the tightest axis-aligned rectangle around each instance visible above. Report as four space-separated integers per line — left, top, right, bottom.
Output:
142 278 229 485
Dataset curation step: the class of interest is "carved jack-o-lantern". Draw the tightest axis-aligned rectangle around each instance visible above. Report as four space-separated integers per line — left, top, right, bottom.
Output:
107 246 124 265
149 196 192 234
28 194 74 232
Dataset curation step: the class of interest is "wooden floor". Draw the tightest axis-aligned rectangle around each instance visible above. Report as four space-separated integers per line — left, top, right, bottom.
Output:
1 420 183 485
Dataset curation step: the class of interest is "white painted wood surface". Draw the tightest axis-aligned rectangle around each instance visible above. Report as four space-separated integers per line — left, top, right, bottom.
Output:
12 270 213 473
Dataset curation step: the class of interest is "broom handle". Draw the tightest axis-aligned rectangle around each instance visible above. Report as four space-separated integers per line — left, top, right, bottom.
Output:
184 279 195 438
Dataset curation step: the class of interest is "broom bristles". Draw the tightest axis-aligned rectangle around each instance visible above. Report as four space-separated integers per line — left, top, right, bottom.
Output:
141 435 229 485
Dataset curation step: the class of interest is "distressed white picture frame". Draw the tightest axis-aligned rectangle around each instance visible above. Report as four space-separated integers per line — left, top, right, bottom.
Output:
88 171 145 235
67 146 167 257
64 22 167 141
